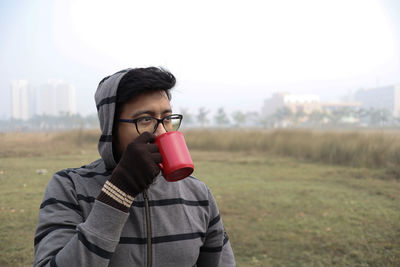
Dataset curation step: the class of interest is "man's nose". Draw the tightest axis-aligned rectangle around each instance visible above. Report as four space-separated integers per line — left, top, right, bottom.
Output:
154 122 167 136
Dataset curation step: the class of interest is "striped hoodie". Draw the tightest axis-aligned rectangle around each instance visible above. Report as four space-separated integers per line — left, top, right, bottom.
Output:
34 69 236 267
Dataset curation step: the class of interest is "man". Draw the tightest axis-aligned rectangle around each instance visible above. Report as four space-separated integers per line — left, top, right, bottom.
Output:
34 67 236 266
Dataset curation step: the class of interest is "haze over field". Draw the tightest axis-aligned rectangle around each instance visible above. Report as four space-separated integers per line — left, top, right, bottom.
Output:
1 0 400 118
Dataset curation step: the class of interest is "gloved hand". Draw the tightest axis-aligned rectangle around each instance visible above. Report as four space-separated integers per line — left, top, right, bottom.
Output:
97 132 162 211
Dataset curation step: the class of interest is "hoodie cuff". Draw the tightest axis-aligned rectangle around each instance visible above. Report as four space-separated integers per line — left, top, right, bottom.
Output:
81 200 130 242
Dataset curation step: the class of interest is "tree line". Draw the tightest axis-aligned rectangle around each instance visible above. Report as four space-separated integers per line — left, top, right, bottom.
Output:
0 113 99 131
181 106 399 128
0 106 398 132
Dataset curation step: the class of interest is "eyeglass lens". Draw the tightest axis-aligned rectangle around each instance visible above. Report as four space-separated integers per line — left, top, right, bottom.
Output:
136 116 181 134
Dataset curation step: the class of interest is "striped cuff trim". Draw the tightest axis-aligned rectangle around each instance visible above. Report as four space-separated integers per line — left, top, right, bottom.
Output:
101 181 134 208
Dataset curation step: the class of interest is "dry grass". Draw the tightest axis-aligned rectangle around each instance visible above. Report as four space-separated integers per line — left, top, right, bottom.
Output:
0 129 100 157
184 129 400 171
2 129 400 178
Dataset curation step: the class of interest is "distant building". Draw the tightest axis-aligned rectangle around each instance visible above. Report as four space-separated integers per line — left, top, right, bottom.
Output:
353 85 400 117
262 92 363 117
262 92 318 116
262 92 323 116
36 80 77 116
11 80 35 120
321 101 362 112
261 92 363 127
10 79 77 119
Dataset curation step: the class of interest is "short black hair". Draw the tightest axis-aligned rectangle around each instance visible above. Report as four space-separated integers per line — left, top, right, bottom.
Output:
117 67 175 106
114 66 175 123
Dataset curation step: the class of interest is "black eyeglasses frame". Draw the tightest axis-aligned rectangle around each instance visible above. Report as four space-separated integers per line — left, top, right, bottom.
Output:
118 114 183 134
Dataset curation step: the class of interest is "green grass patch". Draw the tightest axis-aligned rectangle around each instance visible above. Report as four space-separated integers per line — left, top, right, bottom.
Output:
0 152 99 267
191 151 400 266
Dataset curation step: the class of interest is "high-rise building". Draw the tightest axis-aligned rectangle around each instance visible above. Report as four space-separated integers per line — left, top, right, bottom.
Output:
11 80 35 120
353 85 400 117
36 80 77 116
10 79 77 120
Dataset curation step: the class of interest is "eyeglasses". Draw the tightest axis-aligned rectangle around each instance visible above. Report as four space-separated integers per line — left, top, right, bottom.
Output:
119 114 183 134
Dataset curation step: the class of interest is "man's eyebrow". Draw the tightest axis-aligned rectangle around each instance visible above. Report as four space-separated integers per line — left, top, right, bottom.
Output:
130 109 172 118
161 109 173 115
130 110 155 118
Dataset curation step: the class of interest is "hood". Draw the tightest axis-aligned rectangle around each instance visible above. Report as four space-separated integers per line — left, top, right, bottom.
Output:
95 68 132 169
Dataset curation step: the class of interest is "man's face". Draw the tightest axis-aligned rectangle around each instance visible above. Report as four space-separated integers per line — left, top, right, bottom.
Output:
114 90 171 158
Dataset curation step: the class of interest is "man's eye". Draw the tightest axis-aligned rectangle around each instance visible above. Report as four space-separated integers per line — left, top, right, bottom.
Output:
137 117 153 124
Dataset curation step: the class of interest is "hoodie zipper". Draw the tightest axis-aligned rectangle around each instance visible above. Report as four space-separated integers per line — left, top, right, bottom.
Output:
143 190 152 267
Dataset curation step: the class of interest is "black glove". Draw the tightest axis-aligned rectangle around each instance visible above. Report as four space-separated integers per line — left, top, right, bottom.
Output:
97 132 162 212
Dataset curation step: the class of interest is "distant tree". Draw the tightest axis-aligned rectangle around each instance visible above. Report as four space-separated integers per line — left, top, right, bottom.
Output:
294 107 306 125
369 108 391 126
309 110 325 125
231 111 246 127
273 107 293 127
357 108 368 118
214 107 230 127
276 106 292 120
355 108 370 125
394 115 400 126
369 109 380 126
259 114 275 128
328 107 348 125
196 107 210 127
379 109 391 125
246 111 261 127
179 108 194 126
84 114 100 128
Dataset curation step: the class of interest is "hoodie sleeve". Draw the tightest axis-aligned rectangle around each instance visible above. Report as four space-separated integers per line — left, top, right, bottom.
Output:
34 171 129 267
196 188 236 267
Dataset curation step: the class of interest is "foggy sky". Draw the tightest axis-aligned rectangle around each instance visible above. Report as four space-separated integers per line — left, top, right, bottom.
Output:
1 0 400 119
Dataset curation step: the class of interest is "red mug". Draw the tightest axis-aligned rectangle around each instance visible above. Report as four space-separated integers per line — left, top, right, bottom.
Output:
155 131 194 182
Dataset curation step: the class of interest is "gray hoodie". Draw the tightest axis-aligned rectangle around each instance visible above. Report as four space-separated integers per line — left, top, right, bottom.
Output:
34 69 236 267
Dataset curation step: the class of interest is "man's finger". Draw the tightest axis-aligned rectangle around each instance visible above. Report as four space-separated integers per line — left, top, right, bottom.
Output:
133 131 156 144
146 143 159 153
151 153 162 164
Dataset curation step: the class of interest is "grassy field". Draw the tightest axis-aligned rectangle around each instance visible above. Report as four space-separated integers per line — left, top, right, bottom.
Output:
0 130 400 266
